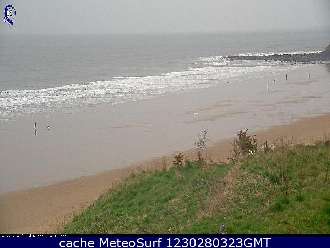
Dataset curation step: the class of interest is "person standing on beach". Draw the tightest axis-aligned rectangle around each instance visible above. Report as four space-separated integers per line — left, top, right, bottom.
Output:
34 121 37 136
285 74 288 80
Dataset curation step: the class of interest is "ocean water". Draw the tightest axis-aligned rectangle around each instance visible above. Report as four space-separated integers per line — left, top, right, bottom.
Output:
0 30 330 119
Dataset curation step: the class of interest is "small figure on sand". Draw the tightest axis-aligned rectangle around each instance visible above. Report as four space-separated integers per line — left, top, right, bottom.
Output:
285 74 288 80
273 79 276 84
308 73 311 79
34 121 37 136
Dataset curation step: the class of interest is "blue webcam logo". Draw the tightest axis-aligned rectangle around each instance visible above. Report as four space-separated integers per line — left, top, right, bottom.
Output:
3 4 16 26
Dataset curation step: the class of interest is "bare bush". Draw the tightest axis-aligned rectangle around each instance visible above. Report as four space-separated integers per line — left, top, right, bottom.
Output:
195 129 208 162
173 152 184 167
231 129 257 162
260 140 276 153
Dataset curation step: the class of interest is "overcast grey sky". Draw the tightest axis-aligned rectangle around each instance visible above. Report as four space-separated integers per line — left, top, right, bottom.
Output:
1 0 329 34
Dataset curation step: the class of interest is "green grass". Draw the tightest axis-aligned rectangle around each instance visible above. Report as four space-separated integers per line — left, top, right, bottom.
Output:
63 142 330 234
63 161 230 233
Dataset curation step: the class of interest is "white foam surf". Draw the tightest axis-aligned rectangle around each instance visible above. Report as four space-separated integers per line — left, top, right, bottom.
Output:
0 51 304 119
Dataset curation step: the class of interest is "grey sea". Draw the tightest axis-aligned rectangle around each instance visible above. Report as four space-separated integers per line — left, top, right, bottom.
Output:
1 30 330 119
0 30 330 193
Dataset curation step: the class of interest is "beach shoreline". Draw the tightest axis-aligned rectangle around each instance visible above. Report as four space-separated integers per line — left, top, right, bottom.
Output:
1 113 330 233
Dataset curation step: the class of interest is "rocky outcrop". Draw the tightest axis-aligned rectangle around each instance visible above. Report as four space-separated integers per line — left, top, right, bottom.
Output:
227 43 330 63
320 44 330 59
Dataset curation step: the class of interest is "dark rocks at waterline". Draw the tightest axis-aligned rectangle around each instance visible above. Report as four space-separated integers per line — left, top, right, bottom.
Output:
322 44 330 58
227 43 330 63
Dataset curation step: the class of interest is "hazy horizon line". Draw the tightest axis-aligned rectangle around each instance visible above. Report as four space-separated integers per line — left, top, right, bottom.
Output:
2 26 330 36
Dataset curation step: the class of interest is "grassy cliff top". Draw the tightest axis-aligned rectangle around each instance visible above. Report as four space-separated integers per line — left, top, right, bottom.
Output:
63 141 330 234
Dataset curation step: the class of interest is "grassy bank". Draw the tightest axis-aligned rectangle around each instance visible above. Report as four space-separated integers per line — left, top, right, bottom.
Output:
63 139 330 234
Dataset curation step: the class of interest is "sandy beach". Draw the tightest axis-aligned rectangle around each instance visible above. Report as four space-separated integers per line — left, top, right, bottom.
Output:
1 113 330 233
